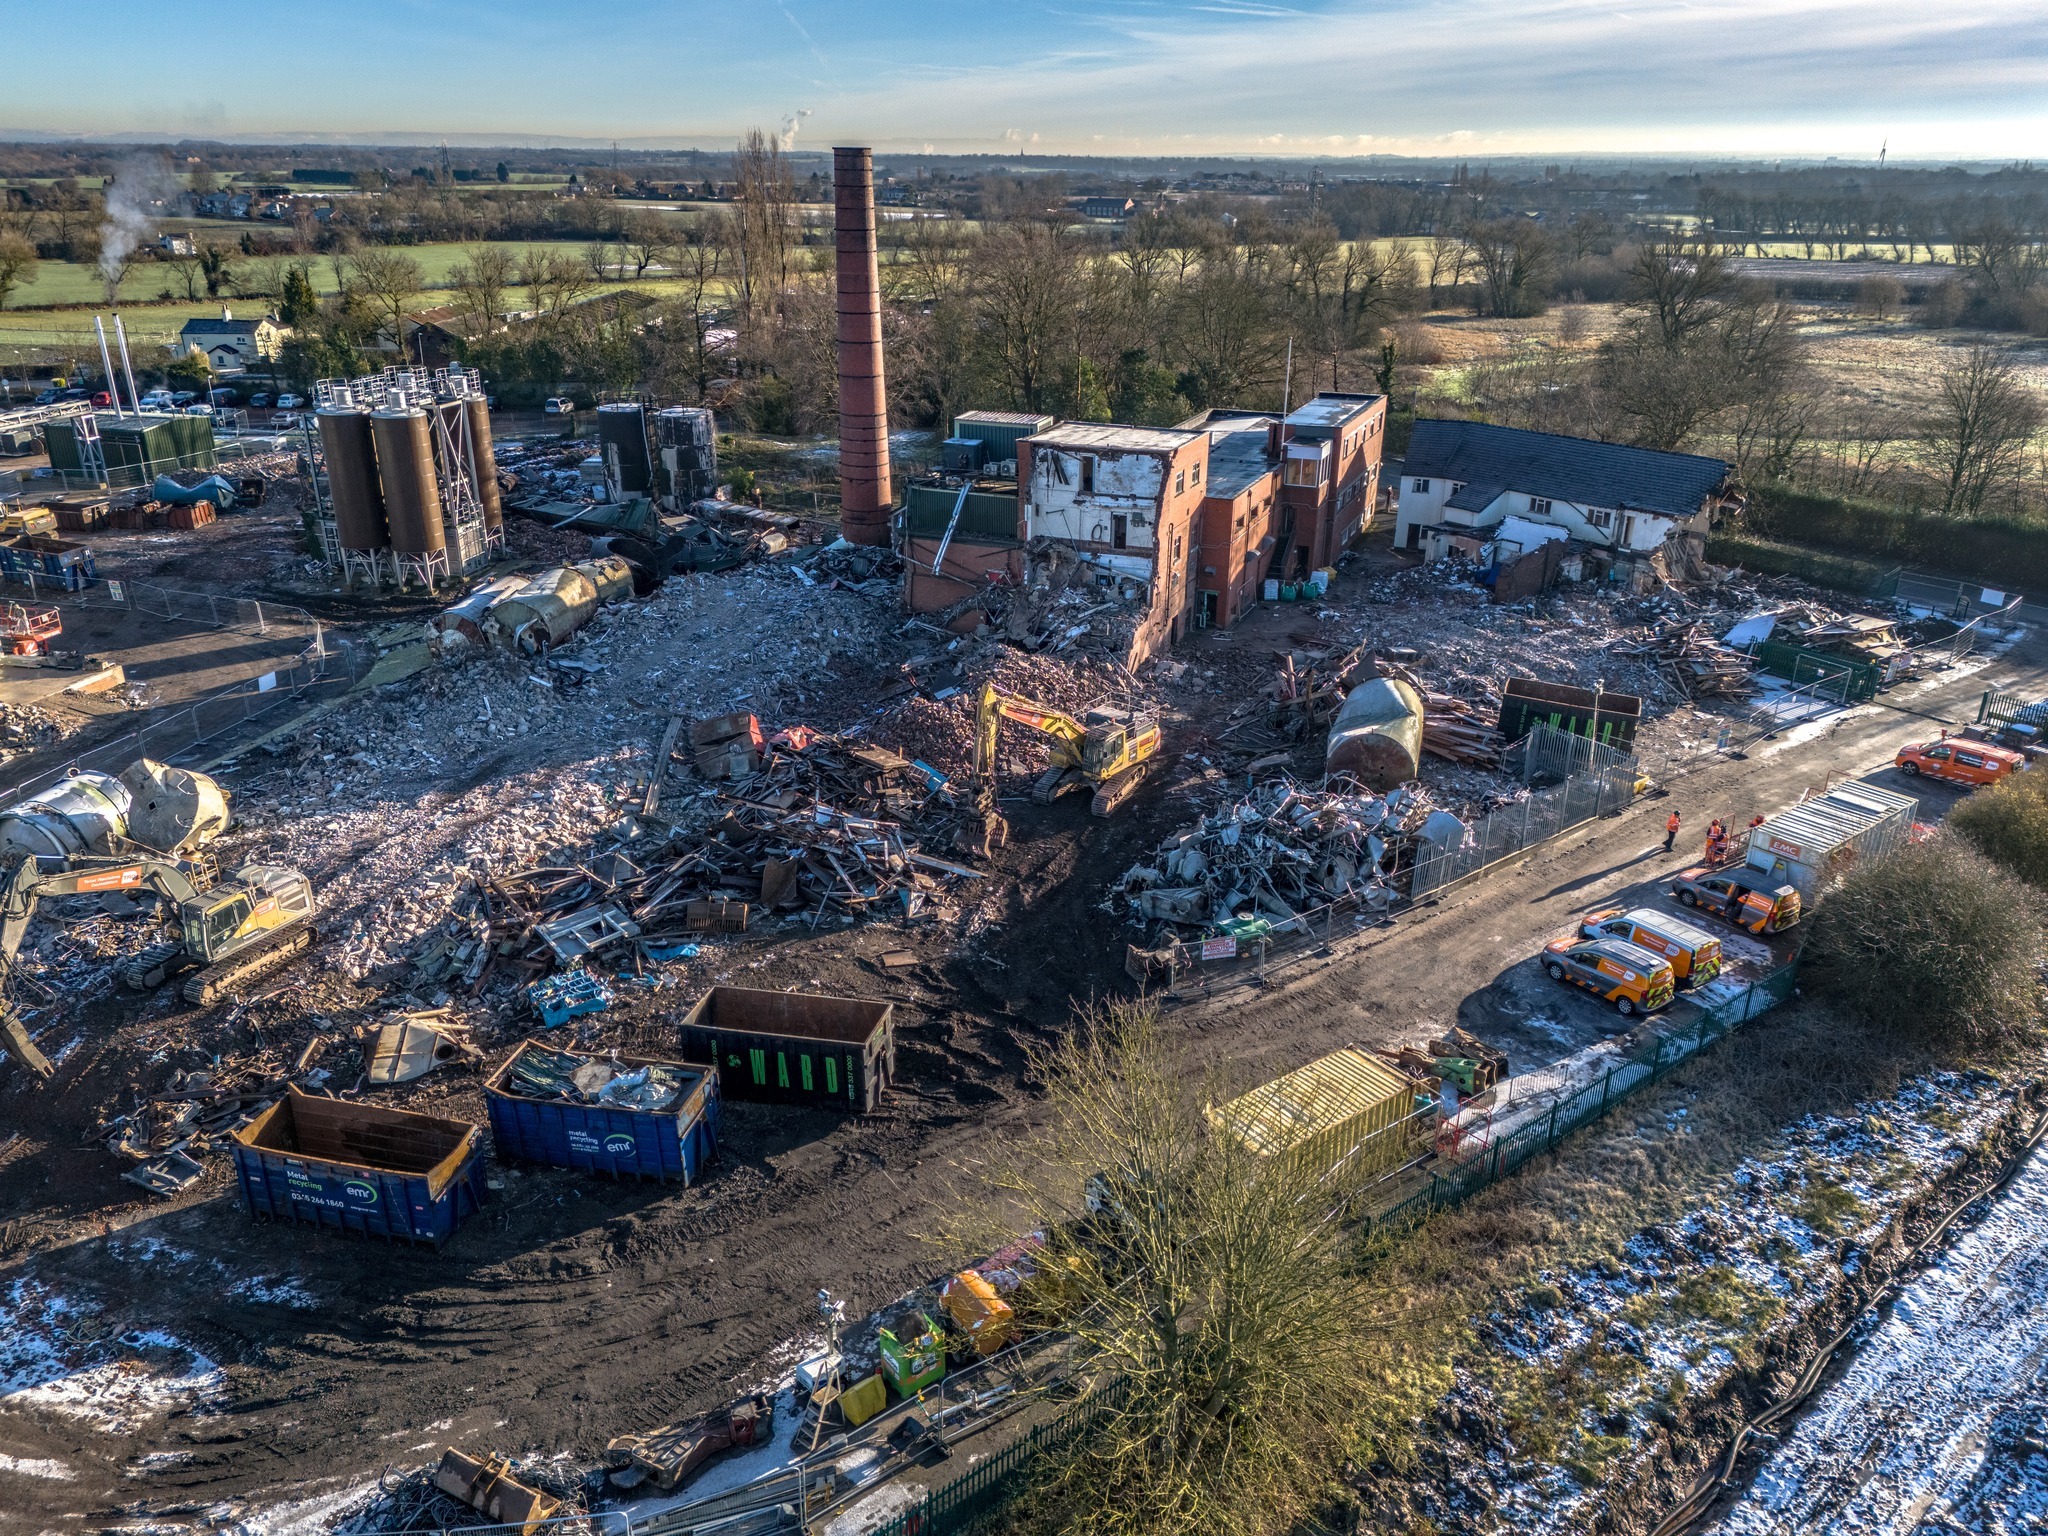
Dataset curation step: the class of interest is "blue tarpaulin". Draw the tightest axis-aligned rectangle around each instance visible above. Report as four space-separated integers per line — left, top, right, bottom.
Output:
152 473 239 508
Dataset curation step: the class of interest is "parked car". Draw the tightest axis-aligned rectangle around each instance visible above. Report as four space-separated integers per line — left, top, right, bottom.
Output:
208 387 238 405
139 390 176 412
274 393 302 410
249 393 273 408
90 391 112 408
1577 908 1722 989
170 390 198 406
1958 720 2046 762
1894 736 2028 789
544 397 575 414
183 403 214 416
58 388 89 402
1541 937 1675 1017
1669 867 1801 936
272 411 302 429
32 387 58 405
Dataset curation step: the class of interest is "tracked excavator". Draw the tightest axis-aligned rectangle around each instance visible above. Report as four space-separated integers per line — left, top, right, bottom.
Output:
972 682 1161 819
0 853 319 1079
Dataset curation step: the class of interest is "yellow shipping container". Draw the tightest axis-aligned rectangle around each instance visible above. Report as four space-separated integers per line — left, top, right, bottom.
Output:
1207 1047 1421 1185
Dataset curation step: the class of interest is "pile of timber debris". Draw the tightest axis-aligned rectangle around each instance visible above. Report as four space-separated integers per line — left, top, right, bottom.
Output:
1108 776 1464 934
409 725 984 980
1610 620 1757 700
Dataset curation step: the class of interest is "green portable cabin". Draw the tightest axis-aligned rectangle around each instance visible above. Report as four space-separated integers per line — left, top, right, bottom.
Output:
44 413 217 490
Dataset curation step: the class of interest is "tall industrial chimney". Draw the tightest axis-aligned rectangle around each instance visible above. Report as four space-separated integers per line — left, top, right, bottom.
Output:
833 146 891 546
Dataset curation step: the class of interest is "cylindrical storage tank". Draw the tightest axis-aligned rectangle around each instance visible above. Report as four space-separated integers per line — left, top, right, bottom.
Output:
1325 677 1424 791
0 771 131 861
118 760 230 854
596 403 652 496
483 565 601 653
574 555 634 606
371 409 446 557
317 407 388 552
463 396 502 533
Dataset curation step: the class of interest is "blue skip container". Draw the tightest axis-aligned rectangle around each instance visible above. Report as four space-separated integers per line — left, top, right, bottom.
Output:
230 1089 487 1247
485 1042 720 1183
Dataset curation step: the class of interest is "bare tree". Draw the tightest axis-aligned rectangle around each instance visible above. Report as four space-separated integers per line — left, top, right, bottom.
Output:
621 214 674 280
1924 344 2045 515
1463 218 1553 318
730 128 797 329
348 248 425 357
449 244 517 333
969 217 1088 412
939 1003 1381 1536
1624 237 1734 344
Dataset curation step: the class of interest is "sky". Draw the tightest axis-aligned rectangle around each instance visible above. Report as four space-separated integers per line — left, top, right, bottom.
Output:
11 0 2048 160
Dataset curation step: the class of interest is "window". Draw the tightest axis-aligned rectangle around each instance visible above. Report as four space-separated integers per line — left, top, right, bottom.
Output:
1176 469 1185 495
1284 455 1322 488
1585 507 1614 530
1079 456 1095 495
1112 514 1128 549
1191 462 1201 484
1412 477 1431 493
1530 497 1552 518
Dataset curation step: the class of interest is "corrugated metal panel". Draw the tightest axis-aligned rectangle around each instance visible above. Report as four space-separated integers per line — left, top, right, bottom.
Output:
1209 1046 1413 1160
1748 781 1917 896
903 483 1021 540
952 411 1052 466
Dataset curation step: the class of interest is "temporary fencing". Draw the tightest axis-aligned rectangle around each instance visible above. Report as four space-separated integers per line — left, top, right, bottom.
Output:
1359 960 1800 1234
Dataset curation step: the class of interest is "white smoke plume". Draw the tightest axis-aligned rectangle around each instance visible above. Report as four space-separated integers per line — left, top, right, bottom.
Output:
98 153 188 304
780 108 814 148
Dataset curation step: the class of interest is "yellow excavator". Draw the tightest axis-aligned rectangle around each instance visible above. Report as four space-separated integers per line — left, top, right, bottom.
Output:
0 853 319 1078
973 682 1162 818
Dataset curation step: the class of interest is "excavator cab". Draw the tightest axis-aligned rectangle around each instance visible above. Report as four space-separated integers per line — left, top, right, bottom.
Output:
177 865 315 963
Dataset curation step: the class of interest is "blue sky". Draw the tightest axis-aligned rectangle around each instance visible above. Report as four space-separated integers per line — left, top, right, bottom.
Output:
13 0 2048 158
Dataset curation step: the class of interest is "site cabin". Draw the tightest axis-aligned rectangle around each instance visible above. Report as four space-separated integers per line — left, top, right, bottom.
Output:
1541 937 1676 1016
1895 737 2027 789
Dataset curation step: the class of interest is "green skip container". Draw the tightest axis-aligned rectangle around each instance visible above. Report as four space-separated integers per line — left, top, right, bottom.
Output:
675 985 895 1113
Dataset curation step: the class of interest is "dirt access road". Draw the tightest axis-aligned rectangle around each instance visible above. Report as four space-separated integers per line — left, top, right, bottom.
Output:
6 632 2044 1532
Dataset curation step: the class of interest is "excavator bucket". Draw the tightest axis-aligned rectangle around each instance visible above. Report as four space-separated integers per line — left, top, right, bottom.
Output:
119 760 231 854
2 1013 52 1078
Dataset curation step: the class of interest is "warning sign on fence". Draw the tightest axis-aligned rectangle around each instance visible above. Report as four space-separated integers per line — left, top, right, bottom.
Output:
1201 936 1238 961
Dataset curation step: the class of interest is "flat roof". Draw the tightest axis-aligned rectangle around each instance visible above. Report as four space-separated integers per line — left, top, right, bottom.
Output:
1284 392 1382 438
1204 420 1279 498
1752 781 1917 860
955 410 1055 428
1026 422 1202 454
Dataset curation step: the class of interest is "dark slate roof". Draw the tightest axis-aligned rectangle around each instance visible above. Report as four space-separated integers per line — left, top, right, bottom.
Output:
1405 419 1729 520
179 317 267 336
1445 481 1505 513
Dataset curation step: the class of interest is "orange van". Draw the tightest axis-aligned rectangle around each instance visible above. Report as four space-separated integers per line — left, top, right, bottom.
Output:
1577 908 1723 988
1541 937 1676 1017
1895 737 2027 789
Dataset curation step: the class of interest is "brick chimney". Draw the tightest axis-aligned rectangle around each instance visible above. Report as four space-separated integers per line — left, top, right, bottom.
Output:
833 147 891 546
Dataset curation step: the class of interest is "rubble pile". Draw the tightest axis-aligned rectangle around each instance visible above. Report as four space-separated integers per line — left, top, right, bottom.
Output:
333 1457 589 1536
0 701 74 761
1609 620 1758 699
480 727 984 965
223 562 911 980
1109 777 1462 934
1267 646 1507 769
875 645 1146 783
795 538 902 592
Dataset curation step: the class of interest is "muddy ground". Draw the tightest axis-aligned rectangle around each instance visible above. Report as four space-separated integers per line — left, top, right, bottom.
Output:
0 529 2042 1531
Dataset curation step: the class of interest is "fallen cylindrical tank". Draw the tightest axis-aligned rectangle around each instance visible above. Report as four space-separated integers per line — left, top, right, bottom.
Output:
0 771 132 861
119 759 231 853
428 574 528 657
480 557 631 654
1325 677 1424 792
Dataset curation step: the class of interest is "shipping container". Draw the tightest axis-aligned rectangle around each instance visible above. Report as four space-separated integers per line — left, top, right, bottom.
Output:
1745 780 1918 899
0 534 98 590
486 1042 719 1183
950 411 1053 469
1207 1046 1422 1187
675 986 895 1112
230 1088 487 1246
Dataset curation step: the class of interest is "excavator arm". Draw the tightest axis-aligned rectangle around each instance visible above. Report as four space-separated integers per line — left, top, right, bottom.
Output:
0 855 207 1080
973 683 1088 776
